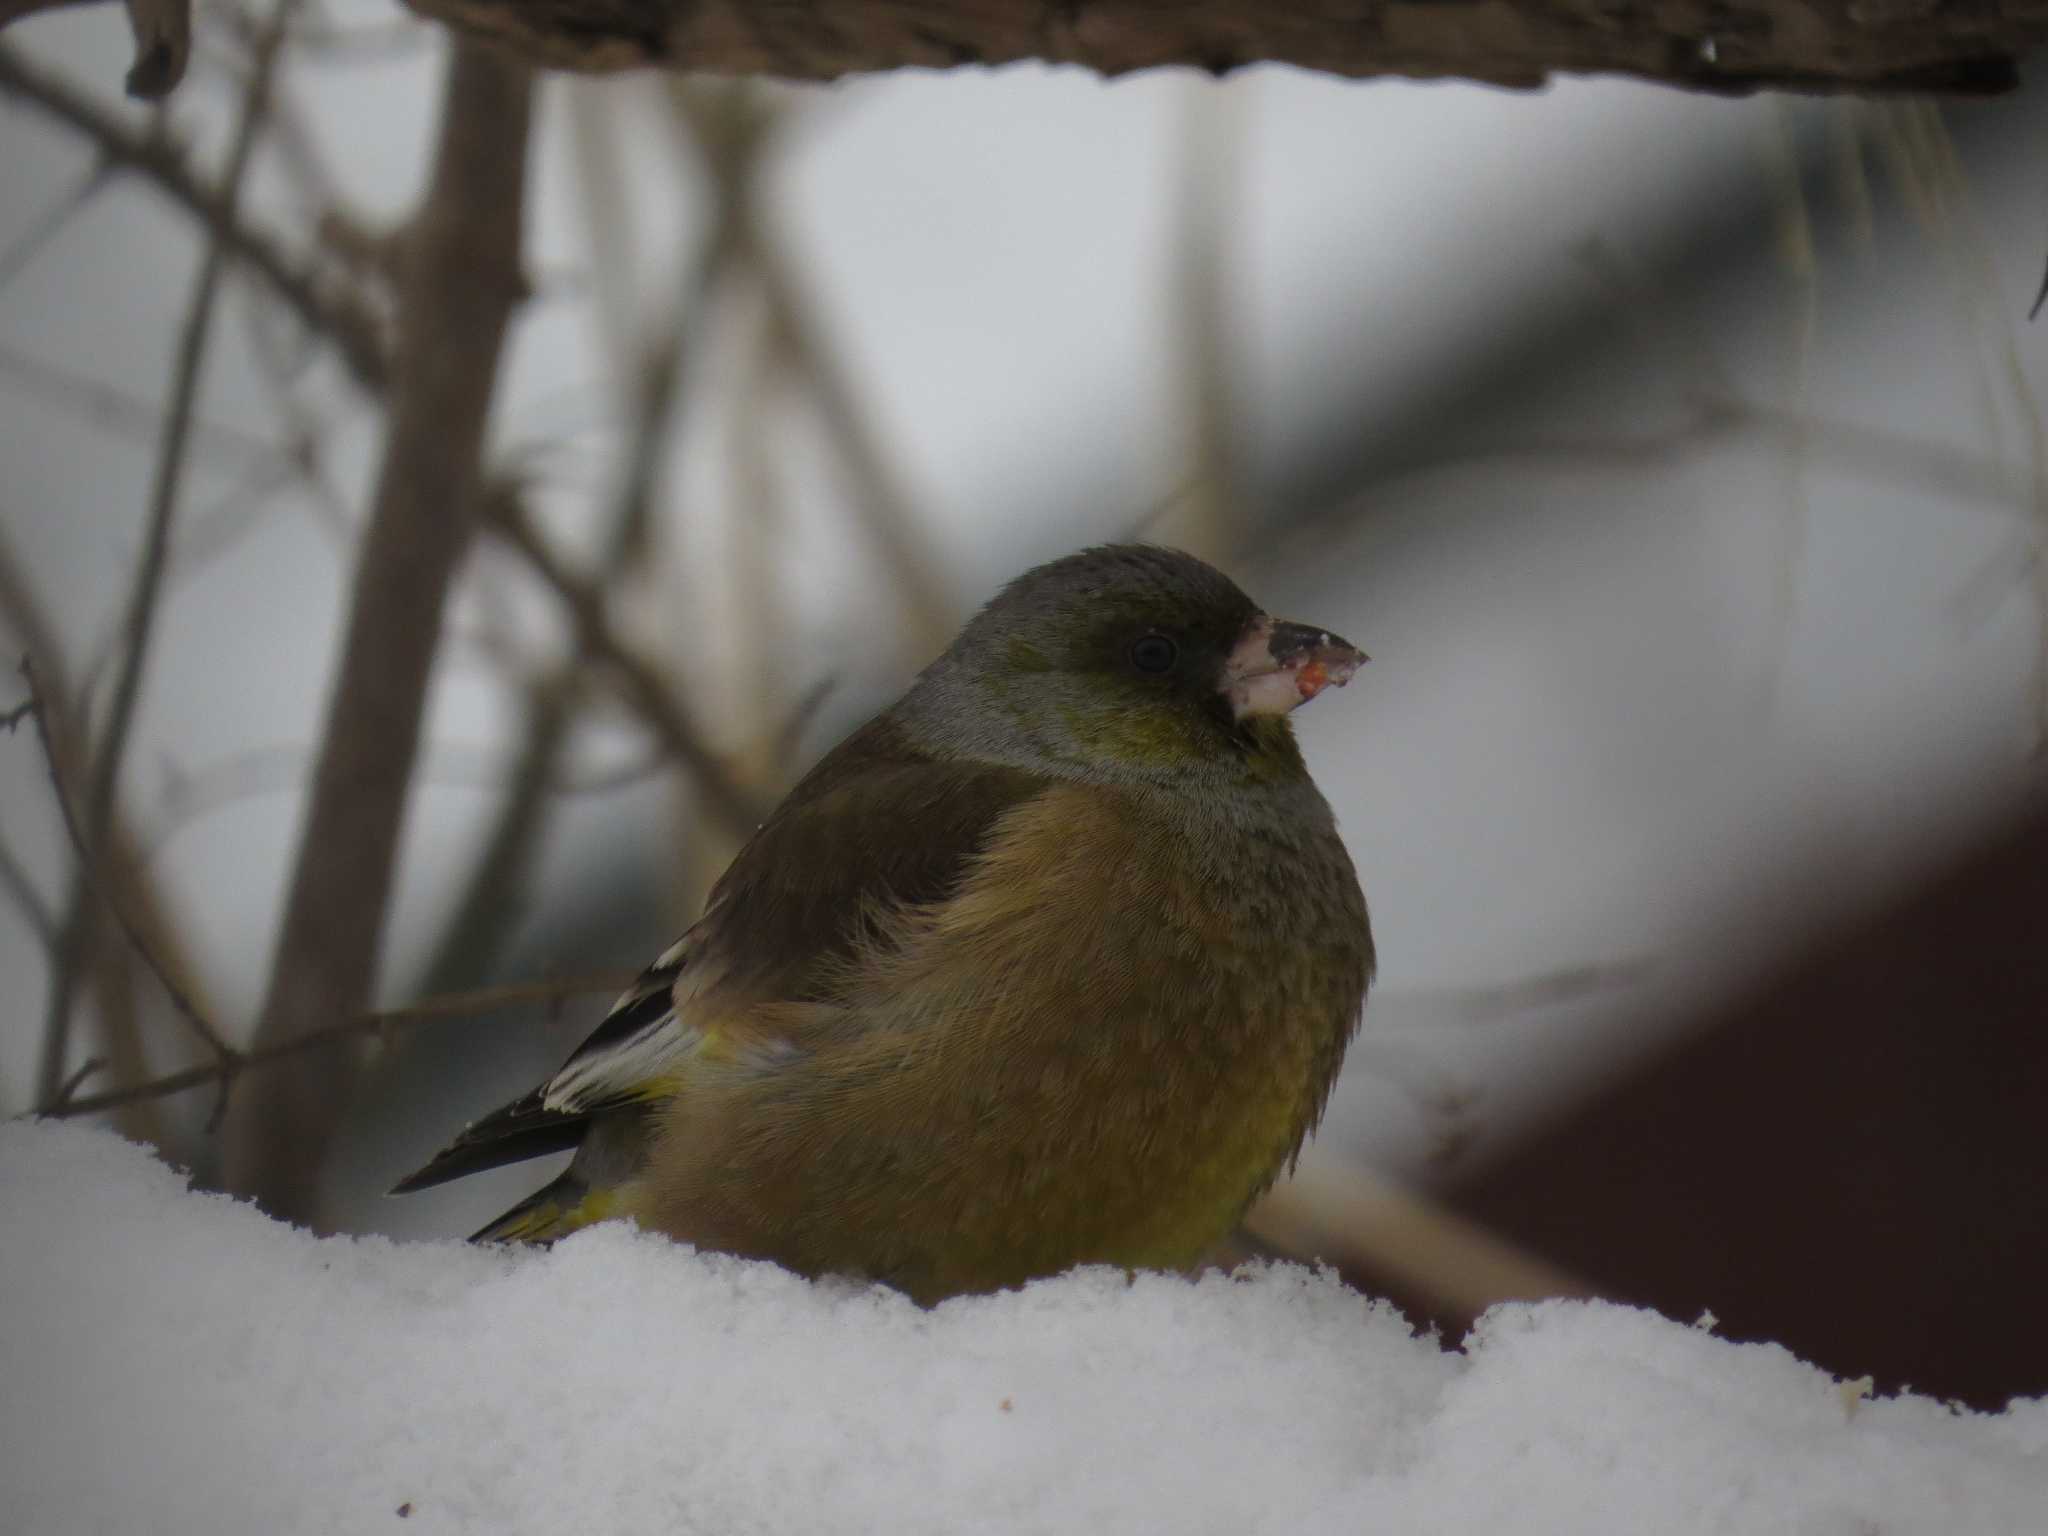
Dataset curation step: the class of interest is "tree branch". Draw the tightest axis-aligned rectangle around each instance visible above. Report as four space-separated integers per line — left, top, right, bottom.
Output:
483 487 766 838
0 821 55 944
219 42 534 1222
402 0 2033 94
0 525 172 1132
670 84 958 660
10 660 236 1072
30 972 638 1120
0 42 389 392
1245 1157 1599 1323
40 1 290 1111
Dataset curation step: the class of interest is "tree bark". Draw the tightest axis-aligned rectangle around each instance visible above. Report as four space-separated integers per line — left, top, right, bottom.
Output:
219 42 533 1223
404 0 2041 94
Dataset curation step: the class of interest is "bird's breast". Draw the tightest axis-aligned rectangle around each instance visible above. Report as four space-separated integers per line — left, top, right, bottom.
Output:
881 780 1371 1289
640 778 1372 1303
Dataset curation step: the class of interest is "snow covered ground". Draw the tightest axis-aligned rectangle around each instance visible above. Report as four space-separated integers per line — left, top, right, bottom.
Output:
3 1121 2041 1534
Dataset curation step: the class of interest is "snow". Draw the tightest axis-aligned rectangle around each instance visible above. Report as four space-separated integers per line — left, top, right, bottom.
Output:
2 1121 2042 1535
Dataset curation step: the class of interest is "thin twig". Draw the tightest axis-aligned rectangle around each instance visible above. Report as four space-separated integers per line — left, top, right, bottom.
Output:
0 528 100 1107
0 341 287 467
669 83 958 659
139 733 674 868
32 973 638 1120
0 821 55 941
1372 961 1655 1028
87 0 286 919
0 164 111 294
49 1054 107 1110
37 1 289 1116
0 525 178 1140
485 489 765 838
12 660 236 1070
0 41 389 392
1 51 765 842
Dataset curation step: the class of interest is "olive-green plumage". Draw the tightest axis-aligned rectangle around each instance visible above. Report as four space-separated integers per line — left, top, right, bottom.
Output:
395 545 1373 1304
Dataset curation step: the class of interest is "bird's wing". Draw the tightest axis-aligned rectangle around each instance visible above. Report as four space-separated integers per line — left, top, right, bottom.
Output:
391 719 1048 1195
539 934 701 1115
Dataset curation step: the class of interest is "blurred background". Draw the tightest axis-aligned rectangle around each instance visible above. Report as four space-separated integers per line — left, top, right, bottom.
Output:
3 0 2044 1409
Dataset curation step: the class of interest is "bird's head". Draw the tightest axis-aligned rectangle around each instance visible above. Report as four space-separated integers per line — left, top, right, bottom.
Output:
899 545 1365 786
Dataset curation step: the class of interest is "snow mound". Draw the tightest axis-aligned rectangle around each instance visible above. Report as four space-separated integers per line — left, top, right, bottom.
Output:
1 1121 2040 1534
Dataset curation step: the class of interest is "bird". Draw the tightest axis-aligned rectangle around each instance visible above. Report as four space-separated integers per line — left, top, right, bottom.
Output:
393 544 1373 1304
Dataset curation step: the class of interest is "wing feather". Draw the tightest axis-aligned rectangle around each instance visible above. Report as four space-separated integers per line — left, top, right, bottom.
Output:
390 717 1051 1205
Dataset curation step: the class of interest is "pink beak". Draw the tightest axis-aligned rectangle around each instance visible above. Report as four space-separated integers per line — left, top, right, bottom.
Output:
1221 615 1366 721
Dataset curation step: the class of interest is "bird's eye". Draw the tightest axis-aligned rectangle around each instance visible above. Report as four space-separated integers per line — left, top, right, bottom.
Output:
1129 633 1179 674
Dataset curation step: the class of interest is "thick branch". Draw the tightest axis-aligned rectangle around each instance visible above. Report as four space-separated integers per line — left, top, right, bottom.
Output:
402 0 2035 94
219 43 533 1222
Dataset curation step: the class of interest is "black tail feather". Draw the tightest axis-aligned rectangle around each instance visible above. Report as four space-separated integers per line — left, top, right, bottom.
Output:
388 1089 591 1195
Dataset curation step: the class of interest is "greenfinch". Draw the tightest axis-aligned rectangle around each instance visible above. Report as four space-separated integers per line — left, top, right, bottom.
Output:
394 545 1373 1303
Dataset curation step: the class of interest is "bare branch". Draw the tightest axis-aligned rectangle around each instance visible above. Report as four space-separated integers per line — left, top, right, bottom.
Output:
32 973 637 1120
0 524 189 1144
405 0 2032 94
0 51 773 869
0 522 99 1108
1292 390 2048 549
49 1052 108 1109
0 163 111 294
80 0 287 960
670 84 958 660
1373 962 1656 1029
0 42 389 392
1246 1158 1599 1322
0 341 288 465
138 733 674 868
27 0 287 1121
0 824 54 944
221 43 536 1221
10 660 236 1070
484 488 766 838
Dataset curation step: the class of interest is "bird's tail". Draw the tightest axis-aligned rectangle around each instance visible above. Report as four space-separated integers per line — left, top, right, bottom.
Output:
470 1169 624 1244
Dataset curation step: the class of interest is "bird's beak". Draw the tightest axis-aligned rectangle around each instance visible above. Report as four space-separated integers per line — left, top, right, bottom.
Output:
1221 614 1367 721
